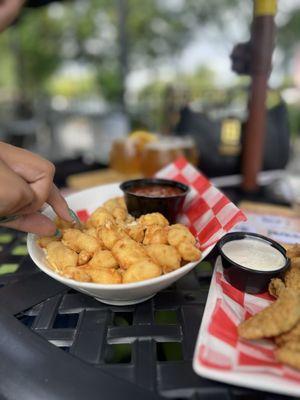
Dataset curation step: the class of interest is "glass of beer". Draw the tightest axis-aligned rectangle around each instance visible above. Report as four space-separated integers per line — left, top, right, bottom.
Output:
109 138 141 174
141 136 198 177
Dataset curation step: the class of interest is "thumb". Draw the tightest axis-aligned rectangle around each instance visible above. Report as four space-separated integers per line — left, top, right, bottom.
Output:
0 213 58 236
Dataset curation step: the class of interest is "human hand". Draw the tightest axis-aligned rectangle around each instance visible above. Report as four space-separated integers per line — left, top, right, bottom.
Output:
0 0 24 33
0 142 73 235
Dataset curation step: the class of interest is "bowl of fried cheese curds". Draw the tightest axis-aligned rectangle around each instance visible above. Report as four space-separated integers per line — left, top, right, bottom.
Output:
27 183 213 305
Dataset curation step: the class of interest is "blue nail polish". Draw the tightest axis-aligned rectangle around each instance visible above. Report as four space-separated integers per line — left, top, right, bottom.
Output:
54 229 62 238
68 208 82 227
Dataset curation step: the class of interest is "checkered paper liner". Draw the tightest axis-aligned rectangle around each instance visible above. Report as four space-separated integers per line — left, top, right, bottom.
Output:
155 157 246 250
193 258 300 397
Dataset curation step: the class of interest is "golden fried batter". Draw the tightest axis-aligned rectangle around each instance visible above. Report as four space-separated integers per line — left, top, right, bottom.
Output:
78 249 93 266
286 244 300 259
167 225 195 247
112 238 148 269
89 268 122 284
138 212 169 227
177 241 201 262
145 244 181 273
102 197 126 212
143 225 168 245
87 207 115 228
98 224 128 250
89 249 118 269
37 236 58 248
268 278 286 298
123 260 162 283
238 288 300 340
124 222 145 242
63 266 91 282
112 207 128 222
284 268 300 291
83 228 98 239
275 343 300 370
275 321 300 346
62 229 99 254
46 242 78 272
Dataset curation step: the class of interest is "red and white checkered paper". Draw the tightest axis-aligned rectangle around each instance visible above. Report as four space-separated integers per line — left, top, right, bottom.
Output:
76 157 247 250
193 259 300 396
155 157 246 249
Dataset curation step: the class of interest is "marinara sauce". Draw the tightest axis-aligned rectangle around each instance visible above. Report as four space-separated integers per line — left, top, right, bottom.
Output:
129 184 184 197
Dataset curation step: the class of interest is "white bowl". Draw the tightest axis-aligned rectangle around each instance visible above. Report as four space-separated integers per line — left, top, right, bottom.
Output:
27 183 214 306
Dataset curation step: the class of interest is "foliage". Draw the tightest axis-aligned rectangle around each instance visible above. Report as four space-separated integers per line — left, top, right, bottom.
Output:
0 0 243 103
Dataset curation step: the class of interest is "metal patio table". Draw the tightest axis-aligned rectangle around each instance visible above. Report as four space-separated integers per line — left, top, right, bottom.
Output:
0 226 290 400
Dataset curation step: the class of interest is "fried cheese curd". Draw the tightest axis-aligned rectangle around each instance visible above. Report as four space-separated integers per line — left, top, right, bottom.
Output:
37 198 201 284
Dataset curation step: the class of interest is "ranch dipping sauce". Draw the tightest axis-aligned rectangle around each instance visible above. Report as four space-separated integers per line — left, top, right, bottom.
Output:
222 237 286 271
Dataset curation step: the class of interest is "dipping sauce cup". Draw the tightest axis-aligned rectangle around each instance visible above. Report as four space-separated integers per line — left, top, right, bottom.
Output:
217 232 290 294
120 178 189 223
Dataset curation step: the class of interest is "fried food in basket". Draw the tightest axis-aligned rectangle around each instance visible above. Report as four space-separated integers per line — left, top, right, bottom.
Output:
238 243 300 371
37 197 201 285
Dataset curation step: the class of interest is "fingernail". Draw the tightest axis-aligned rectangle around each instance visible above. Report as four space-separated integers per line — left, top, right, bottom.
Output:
68 208 82 226
54 229 62 238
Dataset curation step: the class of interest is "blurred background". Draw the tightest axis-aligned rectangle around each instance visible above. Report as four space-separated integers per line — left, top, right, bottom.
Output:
0 0 299 193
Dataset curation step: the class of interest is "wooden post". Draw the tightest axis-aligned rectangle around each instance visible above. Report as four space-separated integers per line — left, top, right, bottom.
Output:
242 0 277 192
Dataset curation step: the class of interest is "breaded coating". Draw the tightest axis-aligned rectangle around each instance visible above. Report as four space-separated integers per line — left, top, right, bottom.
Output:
138 212 169 227
275 321 300 346
123 260 162 283
268 278 286 298
124 222 145 243
284 268 300 291
286 244 300 259
102 197 126 212
89 268 122 284
83 228 98 239
63 266 91 282
145 244 181 273
46 242 78 272
78 249 93 266
37 236 58 248
62 229 99 254
89 249 118 269
112 207 128 222
177 241 201 262
87 207 115 228
167 225 195 247
275 342 300 370
98 224 128 250
143 225 168 245
112 238 148 269
291 257 300 269
238 288 300 340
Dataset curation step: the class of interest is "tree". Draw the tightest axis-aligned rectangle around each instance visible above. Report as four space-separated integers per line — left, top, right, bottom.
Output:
0 0 245 105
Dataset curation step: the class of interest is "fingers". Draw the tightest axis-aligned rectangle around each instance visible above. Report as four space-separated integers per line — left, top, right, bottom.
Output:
47 184 73 222
0 0 24 32
0 160 35 216
0 212 57 236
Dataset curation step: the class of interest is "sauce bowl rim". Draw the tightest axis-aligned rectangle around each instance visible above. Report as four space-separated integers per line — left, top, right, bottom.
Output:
120 178 190 199
217 231 290 275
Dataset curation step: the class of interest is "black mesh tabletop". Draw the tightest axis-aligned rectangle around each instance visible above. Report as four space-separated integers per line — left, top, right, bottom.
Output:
0 229 292 400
